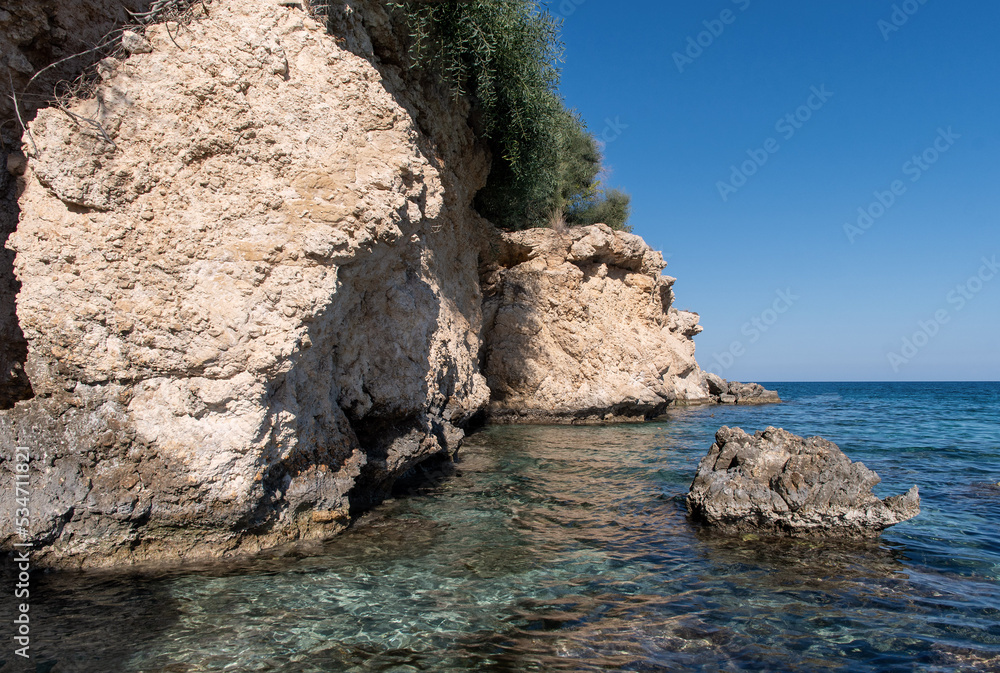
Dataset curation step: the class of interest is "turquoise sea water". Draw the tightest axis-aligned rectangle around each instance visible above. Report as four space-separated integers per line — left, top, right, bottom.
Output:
11 382 1000 672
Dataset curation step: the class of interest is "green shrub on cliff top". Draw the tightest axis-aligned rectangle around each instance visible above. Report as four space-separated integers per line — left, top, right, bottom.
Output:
554 112 632 231
568 187 632 230
389 0 630 231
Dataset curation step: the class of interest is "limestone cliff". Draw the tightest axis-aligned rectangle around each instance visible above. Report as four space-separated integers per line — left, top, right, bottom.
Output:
481 224 710 422
1 0 490 568
2 0 156 408
0 0 775 568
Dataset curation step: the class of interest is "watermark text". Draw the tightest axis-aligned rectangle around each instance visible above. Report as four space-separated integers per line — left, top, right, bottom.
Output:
717 86 834 202
708 289 800 374
844 127 959 243
11 445 31 659
887 256 997 371
879 0 932 41
673 0 752 74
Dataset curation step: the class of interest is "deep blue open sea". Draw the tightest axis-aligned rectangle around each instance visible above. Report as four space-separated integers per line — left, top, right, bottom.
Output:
9 382 1000 672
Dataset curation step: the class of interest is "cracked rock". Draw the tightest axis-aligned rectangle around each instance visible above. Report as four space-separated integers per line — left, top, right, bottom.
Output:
688 426 920 538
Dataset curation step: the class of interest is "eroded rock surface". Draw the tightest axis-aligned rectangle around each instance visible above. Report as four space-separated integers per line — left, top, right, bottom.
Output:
704 373 780 405
480 224 711 423
3 0 153 407
688 426 920 537
0 0 151 124
1 0 490 568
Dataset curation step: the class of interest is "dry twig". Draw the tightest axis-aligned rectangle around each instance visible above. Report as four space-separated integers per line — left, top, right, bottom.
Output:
8 74 38 156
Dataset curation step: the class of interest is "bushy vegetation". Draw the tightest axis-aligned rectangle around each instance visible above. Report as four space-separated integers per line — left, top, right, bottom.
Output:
568 187 632 229
389 0 631 231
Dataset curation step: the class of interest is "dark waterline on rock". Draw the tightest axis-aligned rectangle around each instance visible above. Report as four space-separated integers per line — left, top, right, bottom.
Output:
10 382 1000 672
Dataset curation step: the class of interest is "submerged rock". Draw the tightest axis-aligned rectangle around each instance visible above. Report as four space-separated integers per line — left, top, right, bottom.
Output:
687 426 920 538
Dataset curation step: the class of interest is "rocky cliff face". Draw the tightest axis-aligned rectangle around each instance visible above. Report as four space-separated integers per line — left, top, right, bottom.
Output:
1 0 490 568
2 0 154 408
481 224 710 422
0 0 775 568
0 0 151 124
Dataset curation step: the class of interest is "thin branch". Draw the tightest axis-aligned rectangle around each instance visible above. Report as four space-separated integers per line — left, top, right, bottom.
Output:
55 100 117 151
22 33 122 94
8 74 38 156
164 20 183 50
10 0 210 160
127 0 196 24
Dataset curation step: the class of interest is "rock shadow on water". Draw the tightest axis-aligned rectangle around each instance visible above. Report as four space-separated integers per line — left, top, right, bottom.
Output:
0 566 181 673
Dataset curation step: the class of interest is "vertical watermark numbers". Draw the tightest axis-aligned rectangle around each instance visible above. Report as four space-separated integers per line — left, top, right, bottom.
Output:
11 445 32 660
887 256 998 371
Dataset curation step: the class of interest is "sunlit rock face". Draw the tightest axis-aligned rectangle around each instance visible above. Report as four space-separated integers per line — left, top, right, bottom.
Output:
480 224 711 423
688 426 920 538
0 0 768 569
1 0 490 568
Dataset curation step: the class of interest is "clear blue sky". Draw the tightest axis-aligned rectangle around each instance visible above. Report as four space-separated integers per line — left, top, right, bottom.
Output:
555 0 1000 382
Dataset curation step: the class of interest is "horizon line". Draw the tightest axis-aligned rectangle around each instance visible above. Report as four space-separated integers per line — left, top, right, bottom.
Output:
749 380 1000 384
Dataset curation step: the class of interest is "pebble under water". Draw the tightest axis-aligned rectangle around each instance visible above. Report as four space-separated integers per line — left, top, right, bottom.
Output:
11 382 1000 672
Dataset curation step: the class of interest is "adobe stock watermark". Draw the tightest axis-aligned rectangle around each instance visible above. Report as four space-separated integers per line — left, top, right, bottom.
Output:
707 289 800 374
594 116 628 151
887 255 998 372
717 85 834 202
673 0 752 74
11 444 32 660
553 0 587 20
843 127 959 243
550 0 625 153
878 0 931 41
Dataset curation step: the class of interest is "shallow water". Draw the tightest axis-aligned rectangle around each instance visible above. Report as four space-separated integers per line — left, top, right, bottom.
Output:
10 382 1000 672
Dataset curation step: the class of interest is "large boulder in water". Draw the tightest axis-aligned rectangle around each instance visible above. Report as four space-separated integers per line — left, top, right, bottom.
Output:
687 426 920 538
